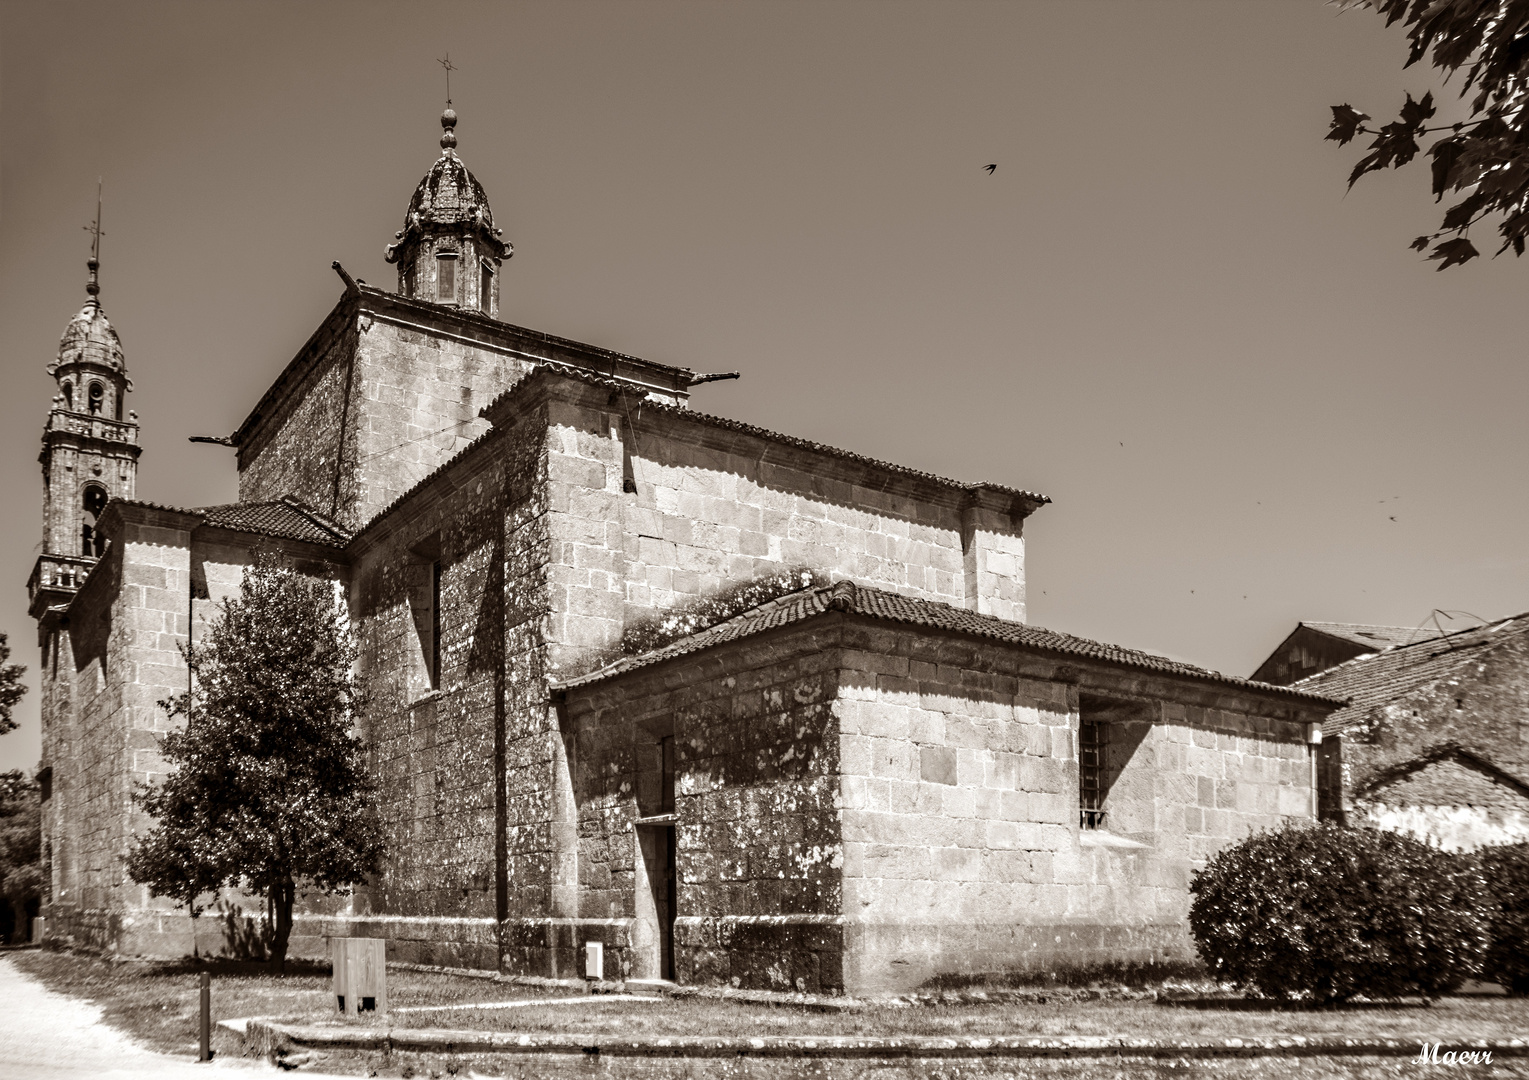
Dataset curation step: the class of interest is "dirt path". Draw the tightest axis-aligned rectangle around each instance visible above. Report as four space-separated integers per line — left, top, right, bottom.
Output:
0 954 324 1080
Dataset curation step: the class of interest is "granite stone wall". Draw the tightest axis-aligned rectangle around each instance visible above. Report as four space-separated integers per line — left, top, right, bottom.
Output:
43 512 356 958
835 622 1317 992
561 629 846 991
558 616 1324 996
237 304 360 523
517 375 1031 684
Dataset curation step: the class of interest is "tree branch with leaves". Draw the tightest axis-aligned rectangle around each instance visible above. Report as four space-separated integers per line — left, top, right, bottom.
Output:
1329 0 1529 268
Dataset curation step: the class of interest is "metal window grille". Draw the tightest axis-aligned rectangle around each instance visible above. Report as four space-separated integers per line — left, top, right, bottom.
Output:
1079 719 1107 829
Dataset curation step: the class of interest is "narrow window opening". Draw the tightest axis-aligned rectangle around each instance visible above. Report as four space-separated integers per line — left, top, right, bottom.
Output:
621 417 637 494
1079 719 1107 829
87 382 104 415
430 559 443 689
408 538 443 696
62 382 73 409
658 735 675 815
436 253 457 302
480 263 493 313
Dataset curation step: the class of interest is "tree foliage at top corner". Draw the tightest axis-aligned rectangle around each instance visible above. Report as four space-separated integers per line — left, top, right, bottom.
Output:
1329 0 1529 269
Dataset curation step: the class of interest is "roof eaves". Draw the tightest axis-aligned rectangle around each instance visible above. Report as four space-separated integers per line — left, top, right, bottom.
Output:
487 365 1051 512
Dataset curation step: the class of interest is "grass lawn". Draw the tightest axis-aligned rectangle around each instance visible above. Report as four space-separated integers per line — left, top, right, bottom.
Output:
12 947 1529 1053
9 948 541 1060
380 992 1529 1043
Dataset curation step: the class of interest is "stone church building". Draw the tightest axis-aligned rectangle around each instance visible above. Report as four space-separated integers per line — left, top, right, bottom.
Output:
29 109 1340 994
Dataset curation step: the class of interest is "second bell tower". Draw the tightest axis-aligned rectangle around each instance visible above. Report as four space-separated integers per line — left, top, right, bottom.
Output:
29 211 140 619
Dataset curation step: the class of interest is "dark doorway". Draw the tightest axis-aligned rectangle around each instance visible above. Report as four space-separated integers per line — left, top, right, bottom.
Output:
658 825 676 979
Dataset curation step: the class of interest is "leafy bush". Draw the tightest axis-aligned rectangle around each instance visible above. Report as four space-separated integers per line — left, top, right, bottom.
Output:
1188 822 1491 1002
618 568 823 656
1477 842 1529 995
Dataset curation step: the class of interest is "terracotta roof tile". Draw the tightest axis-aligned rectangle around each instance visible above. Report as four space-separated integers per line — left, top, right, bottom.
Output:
196 498 352 547
555 580 1339 705
107 496 351 548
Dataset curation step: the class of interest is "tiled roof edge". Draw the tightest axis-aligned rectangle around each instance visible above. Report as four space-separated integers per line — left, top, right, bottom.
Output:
485 364 1051 509
556 581 1341 706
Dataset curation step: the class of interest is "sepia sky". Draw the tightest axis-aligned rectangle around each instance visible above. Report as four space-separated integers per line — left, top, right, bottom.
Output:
2 1 1527 772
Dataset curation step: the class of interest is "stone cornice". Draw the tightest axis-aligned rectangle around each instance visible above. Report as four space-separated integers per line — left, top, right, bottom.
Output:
229 284 697 462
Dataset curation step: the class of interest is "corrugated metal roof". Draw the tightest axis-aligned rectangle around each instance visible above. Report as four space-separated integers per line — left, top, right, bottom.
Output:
1296 613 1529 735
1299 622 1447 650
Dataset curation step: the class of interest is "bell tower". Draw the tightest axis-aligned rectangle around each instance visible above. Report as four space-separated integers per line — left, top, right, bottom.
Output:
29 201 141 620
384 105 513 317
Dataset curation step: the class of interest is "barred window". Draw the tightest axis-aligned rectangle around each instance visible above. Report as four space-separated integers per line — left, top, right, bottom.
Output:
1079 719 1107 829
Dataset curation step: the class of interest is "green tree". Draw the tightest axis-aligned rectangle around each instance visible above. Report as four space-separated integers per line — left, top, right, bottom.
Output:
0 631 35 943
0 770 42 944
0 631 27 736
1329 0 1529 268
127 557 384 971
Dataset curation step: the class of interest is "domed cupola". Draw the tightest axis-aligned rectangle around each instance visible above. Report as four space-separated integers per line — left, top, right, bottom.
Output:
56 298 126 372
46 251 132 420
385 107 512 317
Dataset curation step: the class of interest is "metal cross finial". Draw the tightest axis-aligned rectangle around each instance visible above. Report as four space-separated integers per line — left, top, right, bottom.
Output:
83 179 104 298
83 178 104 262
438 54 457 105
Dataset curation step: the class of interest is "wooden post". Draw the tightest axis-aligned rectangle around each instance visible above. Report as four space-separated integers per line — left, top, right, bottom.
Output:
197 970 211 1062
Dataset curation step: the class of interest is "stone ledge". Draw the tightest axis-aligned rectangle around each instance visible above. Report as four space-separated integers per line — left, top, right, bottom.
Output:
242 1019 1529 1060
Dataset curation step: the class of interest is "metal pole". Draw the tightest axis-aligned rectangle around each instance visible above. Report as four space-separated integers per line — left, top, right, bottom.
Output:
198 970 211 1062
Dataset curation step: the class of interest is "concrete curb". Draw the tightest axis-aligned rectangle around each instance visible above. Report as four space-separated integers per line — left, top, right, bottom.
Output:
243 1019 1529 1060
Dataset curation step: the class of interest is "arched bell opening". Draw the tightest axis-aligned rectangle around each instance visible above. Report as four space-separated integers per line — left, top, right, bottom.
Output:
81 484 108 557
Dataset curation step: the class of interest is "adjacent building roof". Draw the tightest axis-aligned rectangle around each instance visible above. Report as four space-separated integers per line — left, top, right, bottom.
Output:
195 498 352 547
1296 622 1447 651
555 579 1341 705
1296 613 1529 735
106 496 351 548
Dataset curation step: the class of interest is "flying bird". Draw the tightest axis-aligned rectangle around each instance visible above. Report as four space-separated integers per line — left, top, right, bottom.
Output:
984 164 997 174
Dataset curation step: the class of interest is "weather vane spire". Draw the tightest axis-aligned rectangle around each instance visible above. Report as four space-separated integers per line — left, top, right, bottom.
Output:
437 54 459 152
83 178 104 299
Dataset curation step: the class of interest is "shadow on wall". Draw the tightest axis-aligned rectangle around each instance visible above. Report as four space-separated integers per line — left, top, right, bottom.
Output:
217 899 272 962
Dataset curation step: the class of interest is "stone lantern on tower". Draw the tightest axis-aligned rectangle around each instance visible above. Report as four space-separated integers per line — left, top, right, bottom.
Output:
385 107 513 317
